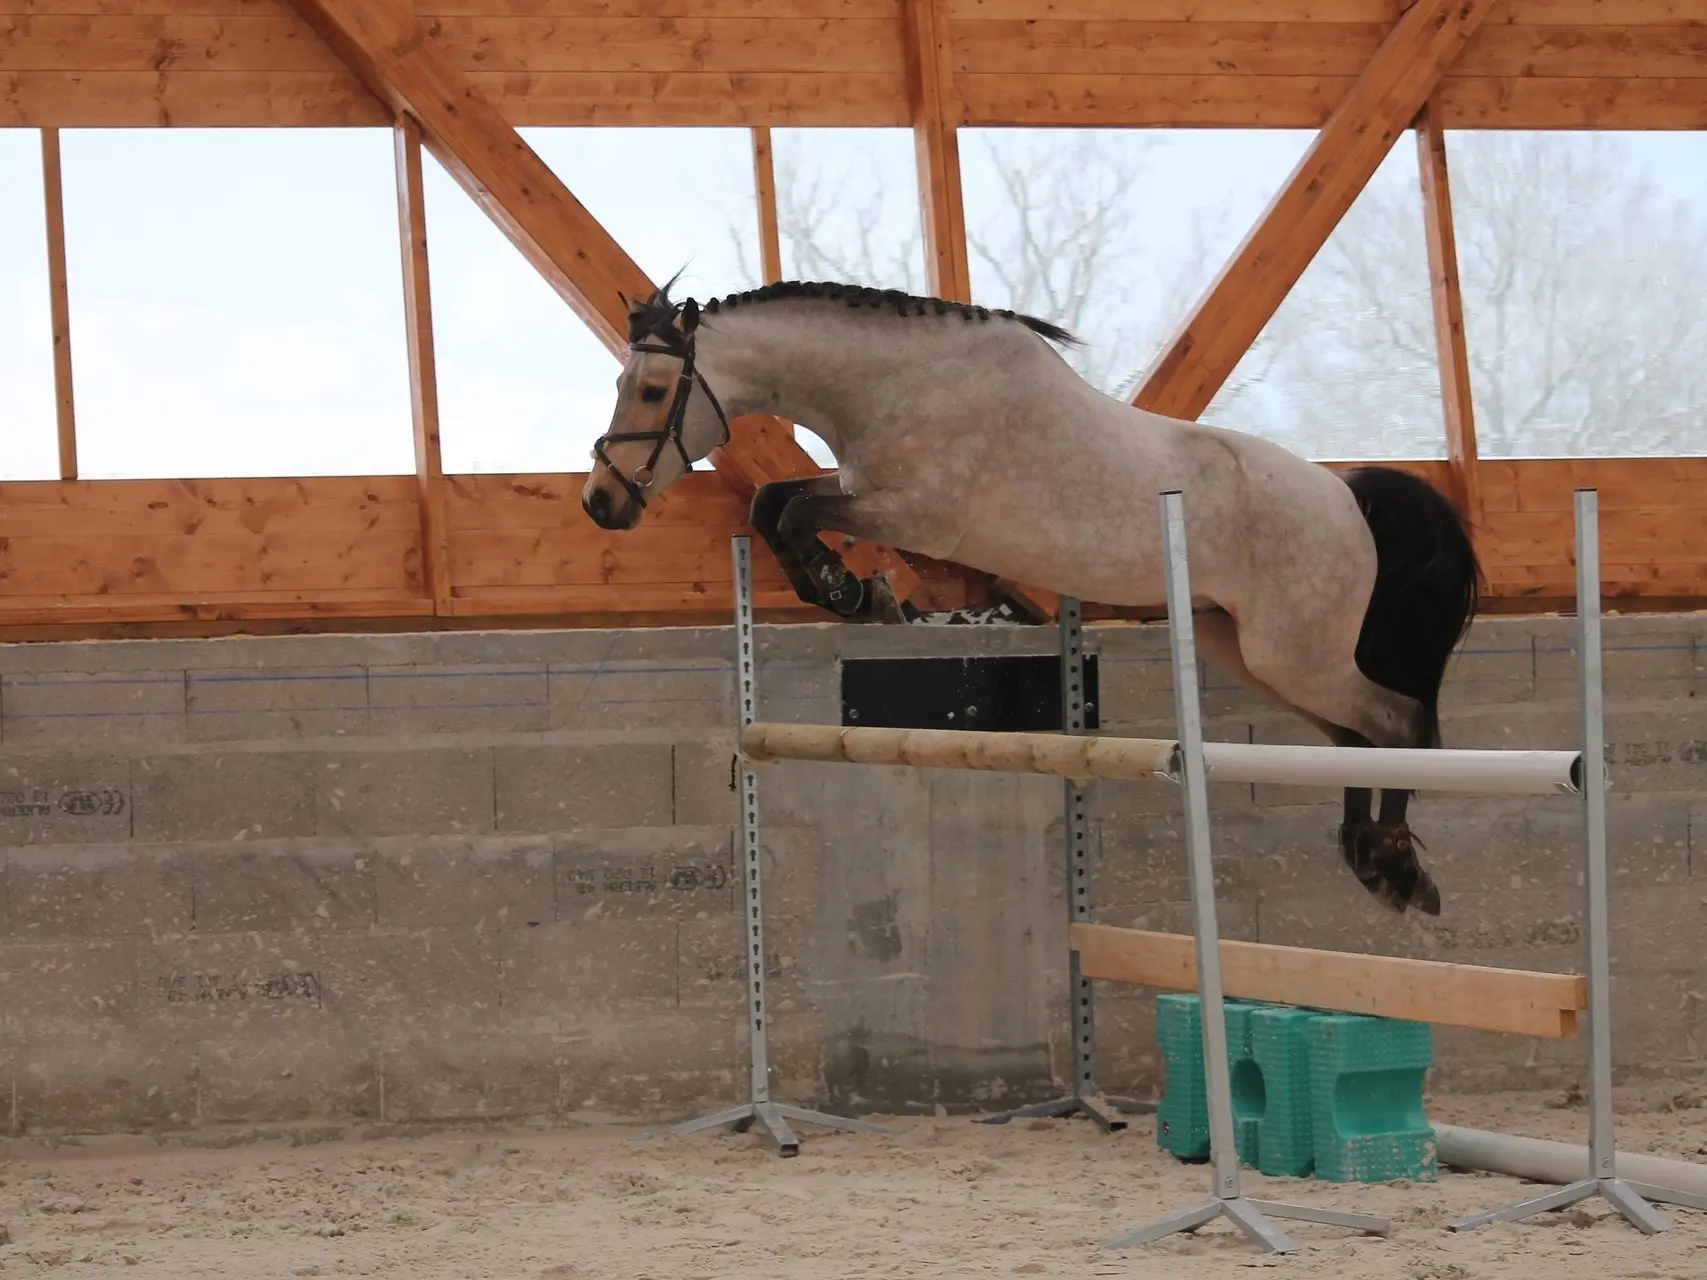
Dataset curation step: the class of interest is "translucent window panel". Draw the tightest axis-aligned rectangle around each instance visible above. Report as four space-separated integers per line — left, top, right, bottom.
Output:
962 128 1311 402
58 129 412 479
0 131 58 480
771 128 928 293
766 128 930 464
1448 131 1707 459
526 127 761 306
1206 141 1442 461
424 152 619 475
435 127 760 473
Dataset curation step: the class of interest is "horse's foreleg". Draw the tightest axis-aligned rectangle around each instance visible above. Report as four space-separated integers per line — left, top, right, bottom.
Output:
775 482 918 623
749 479 827 609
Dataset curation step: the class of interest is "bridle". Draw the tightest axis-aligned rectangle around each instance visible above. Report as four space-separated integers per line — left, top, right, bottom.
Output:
592 298 732 512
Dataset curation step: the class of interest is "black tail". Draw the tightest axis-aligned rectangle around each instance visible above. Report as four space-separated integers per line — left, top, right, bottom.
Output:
1343 466 1482 749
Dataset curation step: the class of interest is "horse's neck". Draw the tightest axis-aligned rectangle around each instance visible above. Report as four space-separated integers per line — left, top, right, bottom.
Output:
699 308 937 454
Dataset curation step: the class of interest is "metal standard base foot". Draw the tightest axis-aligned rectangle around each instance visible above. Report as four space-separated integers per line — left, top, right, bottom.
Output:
1625 1180 1707 1215
637 1101 890 1157
1104 1194 1388 1253
1247 1197 1392 1236
1450 1177 1671 1235
977 1094 1129 1133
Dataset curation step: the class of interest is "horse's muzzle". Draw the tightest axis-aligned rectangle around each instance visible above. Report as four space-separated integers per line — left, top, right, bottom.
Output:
582 484 639 531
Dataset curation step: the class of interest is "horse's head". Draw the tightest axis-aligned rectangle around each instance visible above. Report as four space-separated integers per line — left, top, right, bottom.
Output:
581 281 732 531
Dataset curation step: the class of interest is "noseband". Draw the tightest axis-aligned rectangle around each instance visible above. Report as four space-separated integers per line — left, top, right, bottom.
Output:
592 301 732 512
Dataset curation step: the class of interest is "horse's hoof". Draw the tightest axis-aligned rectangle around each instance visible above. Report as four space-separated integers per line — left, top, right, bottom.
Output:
867 574 912 625
1339 821 1441 916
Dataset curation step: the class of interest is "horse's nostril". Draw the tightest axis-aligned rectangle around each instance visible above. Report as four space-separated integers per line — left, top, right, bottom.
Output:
586 488 611 521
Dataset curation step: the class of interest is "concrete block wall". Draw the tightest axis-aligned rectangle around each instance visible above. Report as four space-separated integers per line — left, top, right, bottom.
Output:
0 611 1702 1135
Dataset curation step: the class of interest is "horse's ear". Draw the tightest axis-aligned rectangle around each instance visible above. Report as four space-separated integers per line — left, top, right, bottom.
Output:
680 297 700 335
620 291 642 315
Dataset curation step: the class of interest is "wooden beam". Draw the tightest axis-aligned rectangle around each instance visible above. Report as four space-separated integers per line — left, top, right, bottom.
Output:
992 578 1061 624
393 112 453 616
1415 99 1482 530
903 0 971 301
0 459 1703 638
279 0 918 586
282 0 648 354
751 126 784 285
1131 0 1499 422
39 127 76 481
902 0 1034 616
1071 923 1585 1040
13 69 1707 135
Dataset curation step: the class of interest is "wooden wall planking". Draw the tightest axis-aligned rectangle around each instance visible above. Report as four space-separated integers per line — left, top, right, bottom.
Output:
6 0 1707 128
0 461 1695 633
1 0 1691 22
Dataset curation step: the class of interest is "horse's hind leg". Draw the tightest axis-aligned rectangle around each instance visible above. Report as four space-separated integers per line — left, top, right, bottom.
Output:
1197 608 1440 915
1233 612 1444 916
1194 608 1336 734
1322 725 1441 916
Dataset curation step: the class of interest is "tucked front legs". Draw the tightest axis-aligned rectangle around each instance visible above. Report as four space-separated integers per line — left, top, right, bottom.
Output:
748 476 916 623
748 478 822 605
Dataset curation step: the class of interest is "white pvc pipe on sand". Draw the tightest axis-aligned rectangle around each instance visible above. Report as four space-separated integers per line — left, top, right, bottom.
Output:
1433 1124 1707 1199
1200 742 1583 796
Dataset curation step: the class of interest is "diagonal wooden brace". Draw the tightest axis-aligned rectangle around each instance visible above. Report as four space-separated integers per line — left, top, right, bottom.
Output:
285 0 919 605
1132 0 1499 423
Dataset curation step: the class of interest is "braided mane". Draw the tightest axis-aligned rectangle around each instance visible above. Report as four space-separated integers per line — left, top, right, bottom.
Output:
625 275 1079 348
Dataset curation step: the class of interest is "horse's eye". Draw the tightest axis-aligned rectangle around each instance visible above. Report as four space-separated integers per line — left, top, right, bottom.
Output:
640 385 667 404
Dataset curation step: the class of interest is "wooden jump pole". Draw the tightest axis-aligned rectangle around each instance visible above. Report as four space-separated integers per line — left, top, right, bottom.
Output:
739 722 1176 782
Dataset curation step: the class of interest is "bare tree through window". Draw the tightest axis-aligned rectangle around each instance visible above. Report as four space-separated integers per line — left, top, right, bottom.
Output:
729 129 1707 463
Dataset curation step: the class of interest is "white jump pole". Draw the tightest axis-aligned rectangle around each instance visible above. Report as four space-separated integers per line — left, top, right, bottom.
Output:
1102 490 1391 1253
1200 741 1580 795
1448 489 1707 1230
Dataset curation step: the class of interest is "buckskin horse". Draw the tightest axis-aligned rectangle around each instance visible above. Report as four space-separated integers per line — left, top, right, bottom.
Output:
581 279 1482 917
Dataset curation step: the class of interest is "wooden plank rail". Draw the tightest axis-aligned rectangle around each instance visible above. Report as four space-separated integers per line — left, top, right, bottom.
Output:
1071 923 1586 1040
0 458 1694 635
10 4 1707 130
740 723 1179 781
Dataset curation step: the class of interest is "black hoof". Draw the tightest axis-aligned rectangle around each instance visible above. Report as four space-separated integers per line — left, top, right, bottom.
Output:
1339 820 1441 916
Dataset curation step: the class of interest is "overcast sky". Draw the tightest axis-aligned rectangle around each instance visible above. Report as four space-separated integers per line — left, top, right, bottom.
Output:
1 125 1703 482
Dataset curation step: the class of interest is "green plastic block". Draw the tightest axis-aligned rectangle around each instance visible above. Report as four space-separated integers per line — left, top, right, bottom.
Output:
1155 994 1264 1164
1155 994 1209 1160
1248 1005 1318 1177
1306 1014 1437 1183
1225 1001 1262 1168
